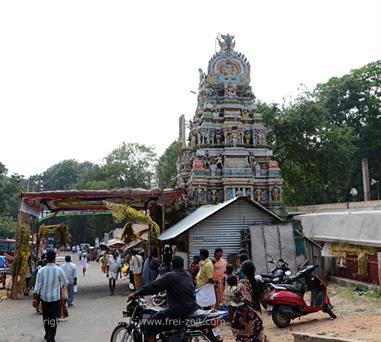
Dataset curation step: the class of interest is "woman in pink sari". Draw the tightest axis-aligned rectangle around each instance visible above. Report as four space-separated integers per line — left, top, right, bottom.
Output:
213 248 227 308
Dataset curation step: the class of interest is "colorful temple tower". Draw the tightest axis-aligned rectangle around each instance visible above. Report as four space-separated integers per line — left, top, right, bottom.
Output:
177 34 283 209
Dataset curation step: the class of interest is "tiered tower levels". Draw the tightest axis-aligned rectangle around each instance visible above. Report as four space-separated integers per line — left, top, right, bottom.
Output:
177 34 283 209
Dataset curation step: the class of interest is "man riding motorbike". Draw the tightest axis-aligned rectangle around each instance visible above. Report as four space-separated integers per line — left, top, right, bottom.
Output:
128 256 198 342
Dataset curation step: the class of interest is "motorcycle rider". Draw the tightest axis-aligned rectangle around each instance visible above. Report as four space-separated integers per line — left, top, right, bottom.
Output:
128 256 198 342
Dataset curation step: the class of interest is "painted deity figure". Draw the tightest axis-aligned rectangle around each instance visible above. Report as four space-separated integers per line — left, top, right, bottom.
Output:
272 187 281 202
211 189 218 204
248 154 255 168
232 131 239 147
198 68 207 89
245 132 251 146
225 84 236 97
242 109 249 120
181 192 188 208
206 130 211 145
255 162 261 177
196 186 204 205
261 190 268 202
222 61 238 76
227 188 235 200
215 155 224 169
252 130 257 145
255 188 262 202
190 133 197 149
255 132 261 146
216 131 223 145
210 163 217 177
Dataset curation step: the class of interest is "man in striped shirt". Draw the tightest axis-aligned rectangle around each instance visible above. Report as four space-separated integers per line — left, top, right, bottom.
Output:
33 250 68 342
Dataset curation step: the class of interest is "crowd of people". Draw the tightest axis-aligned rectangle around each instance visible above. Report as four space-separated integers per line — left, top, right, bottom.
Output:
30 244 266 342
126 246 267 342
97 248 157 295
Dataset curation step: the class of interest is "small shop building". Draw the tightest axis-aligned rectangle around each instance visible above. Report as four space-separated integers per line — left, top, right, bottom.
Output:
295 210 381 285
159 196 303 273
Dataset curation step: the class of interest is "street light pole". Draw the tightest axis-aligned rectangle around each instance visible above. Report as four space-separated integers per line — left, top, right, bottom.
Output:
371 178 380 200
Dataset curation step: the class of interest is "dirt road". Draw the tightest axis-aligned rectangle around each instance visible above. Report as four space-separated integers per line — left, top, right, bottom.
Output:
0 255 380 342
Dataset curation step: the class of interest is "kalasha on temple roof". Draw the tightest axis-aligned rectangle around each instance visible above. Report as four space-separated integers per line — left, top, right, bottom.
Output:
177 34 283 209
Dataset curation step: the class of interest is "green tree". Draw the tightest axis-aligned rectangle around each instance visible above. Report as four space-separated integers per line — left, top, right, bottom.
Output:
316 60 381 200
0 216 17 238
0 162 23 218
40 159 82 191
262 95 356 205
102 142 157 189
156 141 180 188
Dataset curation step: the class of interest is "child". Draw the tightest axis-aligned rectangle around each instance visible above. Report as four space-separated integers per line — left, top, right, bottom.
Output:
225 275 244 322
189 255 201 285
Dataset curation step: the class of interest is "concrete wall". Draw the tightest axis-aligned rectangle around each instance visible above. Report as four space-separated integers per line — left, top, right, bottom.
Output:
288 200 381 215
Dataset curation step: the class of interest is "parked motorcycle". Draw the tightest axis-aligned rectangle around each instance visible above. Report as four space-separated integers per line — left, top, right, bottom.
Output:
110 296 225 341
266 265 336 328
259 255 292 284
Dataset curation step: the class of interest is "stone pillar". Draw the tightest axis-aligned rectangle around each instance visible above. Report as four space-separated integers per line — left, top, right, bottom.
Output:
362 158 370 201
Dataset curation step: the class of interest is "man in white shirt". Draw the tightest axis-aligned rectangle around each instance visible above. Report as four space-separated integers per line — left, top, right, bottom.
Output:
129 250 143 290
61 255 77 306
107 252 121 295
33 250 68 342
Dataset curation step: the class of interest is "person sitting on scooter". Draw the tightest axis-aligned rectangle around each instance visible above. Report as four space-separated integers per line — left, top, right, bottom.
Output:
128 256 198 342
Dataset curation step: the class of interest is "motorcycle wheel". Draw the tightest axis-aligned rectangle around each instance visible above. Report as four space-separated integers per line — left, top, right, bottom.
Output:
324 303 337 319
272 306 291 328
110 323 140 342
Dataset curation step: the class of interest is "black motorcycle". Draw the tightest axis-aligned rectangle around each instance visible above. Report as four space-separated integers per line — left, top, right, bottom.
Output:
110 297 225 342
259 255 292 284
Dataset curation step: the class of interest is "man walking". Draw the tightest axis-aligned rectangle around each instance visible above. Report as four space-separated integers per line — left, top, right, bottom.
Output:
33 250 68 342
61 255 77 306
106 252 121 296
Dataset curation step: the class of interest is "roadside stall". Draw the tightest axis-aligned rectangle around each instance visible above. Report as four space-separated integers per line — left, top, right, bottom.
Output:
11 188 181 299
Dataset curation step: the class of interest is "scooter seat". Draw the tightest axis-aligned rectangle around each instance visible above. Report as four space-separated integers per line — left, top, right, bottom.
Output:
273 284 304 293
187 309 209 319
187 309 224 320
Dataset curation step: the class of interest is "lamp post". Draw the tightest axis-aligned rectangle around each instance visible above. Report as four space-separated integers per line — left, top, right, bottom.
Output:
371 178 380 200
349 188 358 202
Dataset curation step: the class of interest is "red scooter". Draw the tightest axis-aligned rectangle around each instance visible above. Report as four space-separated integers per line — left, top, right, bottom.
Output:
266 265 336 328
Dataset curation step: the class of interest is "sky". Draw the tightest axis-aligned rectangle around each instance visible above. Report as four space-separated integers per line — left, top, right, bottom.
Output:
1 0 380 177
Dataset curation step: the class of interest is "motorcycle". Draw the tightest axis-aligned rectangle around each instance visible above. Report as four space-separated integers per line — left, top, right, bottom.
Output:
110 296 226 341
266 264 336 328
259 255 292 284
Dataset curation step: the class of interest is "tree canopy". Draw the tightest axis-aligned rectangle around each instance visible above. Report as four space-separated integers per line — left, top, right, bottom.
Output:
156 141 179 188
262 60 381 205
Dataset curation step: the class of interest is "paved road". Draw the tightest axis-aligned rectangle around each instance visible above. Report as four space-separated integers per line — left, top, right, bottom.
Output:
0 253 132 342
2 254 380 342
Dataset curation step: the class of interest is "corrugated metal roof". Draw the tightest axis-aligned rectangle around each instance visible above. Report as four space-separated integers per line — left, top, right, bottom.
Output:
158 197 283 241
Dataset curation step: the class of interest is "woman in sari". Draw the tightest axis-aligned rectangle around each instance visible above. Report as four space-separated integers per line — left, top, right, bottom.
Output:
213 248 227 308
231 260 267 342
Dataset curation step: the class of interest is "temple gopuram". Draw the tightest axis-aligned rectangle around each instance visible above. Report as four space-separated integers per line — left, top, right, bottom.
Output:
177 34 283 210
